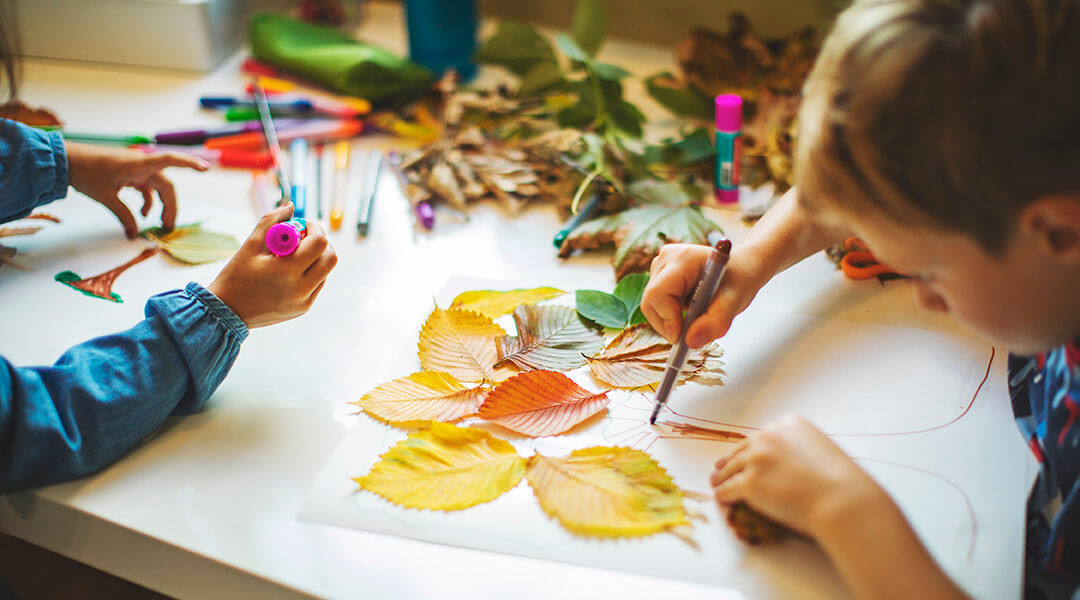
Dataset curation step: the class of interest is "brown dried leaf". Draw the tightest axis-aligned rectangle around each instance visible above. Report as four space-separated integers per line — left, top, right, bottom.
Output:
726 501 791 545
586 323 725 389
495 304 605 372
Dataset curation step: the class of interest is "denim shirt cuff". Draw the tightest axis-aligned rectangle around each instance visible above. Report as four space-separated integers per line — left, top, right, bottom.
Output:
183 282 249 342
45 130 70 201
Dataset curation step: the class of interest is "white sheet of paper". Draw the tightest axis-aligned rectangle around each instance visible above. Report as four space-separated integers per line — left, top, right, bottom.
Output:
299 275 1034 600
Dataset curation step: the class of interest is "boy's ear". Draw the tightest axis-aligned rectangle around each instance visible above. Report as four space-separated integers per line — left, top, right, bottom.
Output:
1020 196 1080 264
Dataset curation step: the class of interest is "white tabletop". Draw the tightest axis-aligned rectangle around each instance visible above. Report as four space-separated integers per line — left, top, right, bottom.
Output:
0 5 1030 600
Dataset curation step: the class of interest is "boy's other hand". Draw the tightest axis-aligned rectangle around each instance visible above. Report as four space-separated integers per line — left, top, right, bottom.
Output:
208 203 338 328
709 415 891 538
641 243 765 348
66 142 210 239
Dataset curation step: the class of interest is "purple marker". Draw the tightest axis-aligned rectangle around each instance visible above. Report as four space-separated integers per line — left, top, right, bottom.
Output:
714 94 743 204
265 219 307 256
414 201 435 230
155 119 309 145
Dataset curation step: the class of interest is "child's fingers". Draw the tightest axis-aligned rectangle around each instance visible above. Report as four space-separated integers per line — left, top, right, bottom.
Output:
148 174 178 231
149 151 211 172
641 268 691 342
712 449 749 485
686 290 738 348
97 194 138 239
250 202 295 248
303 245 338 284
713 472 749 505
138 186 154 218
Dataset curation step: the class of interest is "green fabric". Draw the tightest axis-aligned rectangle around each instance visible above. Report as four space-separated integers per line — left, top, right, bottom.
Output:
249 13 433 103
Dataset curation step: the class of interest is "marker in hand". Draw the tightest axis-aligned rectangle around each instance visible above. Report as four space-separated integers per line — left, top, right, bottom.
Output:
266 218 307 256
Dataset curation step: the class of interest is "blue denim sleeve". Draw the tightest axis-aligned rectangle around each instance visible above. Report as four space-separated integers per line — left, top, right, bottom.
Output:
0 119 69 223
0 282 248 492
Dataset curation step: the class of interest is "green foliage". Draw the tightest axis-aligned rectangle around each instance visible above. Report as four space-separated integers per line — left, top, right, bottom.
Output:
645 72 714 121
571 0 607 57
575 272 650 329
643 128 716 167
474 21 558 77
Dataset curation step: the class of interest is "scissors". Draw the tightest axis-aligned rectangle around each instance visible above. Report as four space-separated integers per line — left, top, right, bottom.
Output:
837 237 906 281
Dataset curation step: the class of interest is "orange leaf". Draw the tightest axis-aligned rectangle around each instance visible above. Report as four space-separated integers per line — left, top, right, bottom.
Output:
478 370 609 437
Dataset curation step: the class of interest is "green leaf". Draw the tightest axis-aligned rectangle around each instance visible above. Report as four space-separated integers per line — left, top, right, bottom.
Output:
556 33 589 63
613 272 649 314
628 306 647 326
644 127 716 167
575 289 628 329
628 179 695 207
475 21 558 77
609 100 645 138
559 204 722 279
590 62 630 81
645 72 714 121
556 104 595 129
519 61 564 96
571 0 607 57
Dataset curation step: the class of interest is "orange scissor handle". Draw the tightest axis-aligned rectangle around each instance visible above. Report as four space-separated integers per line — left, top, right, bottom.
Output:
841 250 898 280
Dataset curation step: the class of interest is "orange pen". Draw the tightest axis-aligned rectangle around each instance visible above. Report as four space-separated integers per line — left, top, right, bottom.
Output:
329 141 350 231
206 120 364 152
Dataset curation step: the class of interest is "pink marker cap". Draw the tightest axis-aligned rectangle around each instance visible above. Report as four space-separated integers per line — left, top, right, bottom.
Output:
715 94 743 132
266 220 305 256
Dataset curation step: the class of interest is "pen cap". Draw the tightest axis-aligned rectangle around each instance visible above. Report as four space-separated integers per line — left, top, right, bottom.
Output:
715 94 743 133
266 219 307 256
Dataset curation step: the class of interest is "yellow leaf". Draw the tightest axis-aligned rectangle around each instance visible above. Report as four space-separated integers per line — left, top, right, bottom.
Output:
526 446 689 537
353 371 489 426
418 306 518 383
450 287 565 318
141 224 239 264
354 423 526 511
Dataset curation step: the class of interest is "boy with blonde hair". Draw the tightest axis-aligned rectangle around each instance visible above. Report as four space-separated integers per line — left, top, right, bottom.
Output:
642 0 1080 597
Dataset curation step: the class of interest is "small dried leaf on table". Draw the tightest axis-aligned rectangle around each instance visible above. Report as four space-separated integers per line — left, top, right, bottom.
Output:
526 446 690 537
478 370 609 437
726 501 792 545
140 224 239 265
450 286 565 318
354 422 526 511
418 306 518 383
353 371 489 426
495 304 605 372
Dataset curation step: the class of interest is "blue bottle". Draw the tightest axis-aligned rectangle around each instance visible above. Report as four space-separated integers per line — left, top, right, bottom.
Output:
403 0 478 80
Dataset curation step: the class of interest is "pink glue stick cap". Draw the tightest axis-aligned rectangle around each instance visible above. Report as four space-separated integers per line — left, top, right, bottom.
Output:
715 94 743 132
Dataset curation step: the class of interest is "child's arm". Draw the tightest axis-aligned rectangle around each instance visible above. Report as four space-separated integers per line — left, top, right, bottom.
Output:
712 416 968 600
0 118 207 237
642 187 853 346
0 204 337 492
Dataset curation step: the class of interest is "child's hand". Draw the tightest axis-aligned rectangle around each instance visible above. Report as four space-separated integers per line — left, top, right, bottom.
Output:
641 243 767 348
66 142 210 239
709 415 890 537
208 203 338 328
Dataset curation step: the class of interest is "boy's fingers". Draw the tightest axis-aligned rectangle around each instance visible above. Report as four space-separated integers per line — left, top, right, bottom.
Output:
151 152 211 172
641 270 689 342
150 174 178 230
713 473 748 505
138 186 154 217
712 449 749 485
303 246 338 285
253 202 294 242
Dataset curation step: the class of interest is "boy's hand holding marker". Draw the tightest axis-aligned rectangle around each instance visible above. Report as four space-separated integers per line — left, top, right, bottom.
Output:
209 202 337 329
66 142 210 239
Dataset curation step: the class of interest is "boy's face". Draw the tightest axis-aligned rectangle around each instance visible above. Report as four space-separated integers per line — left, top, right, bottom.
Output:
826 207 1077 354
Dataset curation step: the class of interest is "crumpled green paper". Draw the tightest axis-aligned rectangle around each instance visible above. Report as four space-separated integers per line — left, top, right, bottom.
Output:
250 13 434 103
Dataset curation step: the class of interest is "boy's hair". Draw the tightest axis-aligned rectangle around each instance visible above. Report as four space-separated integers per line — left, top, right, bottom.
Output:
797 0 1080 253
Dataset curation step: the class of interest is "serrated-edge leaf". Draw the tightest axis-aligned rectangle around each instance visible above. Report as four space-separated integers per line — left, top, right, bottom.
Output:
575 289 628 329
586 324 725 388
478 370 609 437
353 371 489 425
494 304 605 372
450 286 565 318
354 423 526 511
418 307 518 383
526 446 688 537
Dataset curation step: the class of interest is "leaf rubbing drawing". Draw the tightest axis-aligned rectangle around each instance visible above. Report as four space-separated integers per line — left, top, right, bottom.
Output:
54 248 159 303
353 422 526 511
586 323 725 388
141 224 239 264
418 306 518 383
477 370 609 437
450 287 565 318
353 371 489 425
526 446 688 537
495 304 605 372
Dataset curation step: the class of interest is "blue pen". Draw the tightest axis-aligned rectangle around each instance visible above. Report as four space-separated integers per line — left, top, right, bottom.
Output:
200 96 315 113
553 192 601 248
290 138 308 218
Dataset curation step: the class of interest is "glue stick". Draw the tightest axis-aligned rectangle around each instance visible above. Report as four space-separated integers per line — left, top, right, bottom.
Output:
714 94 742 204
266 218 307 256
